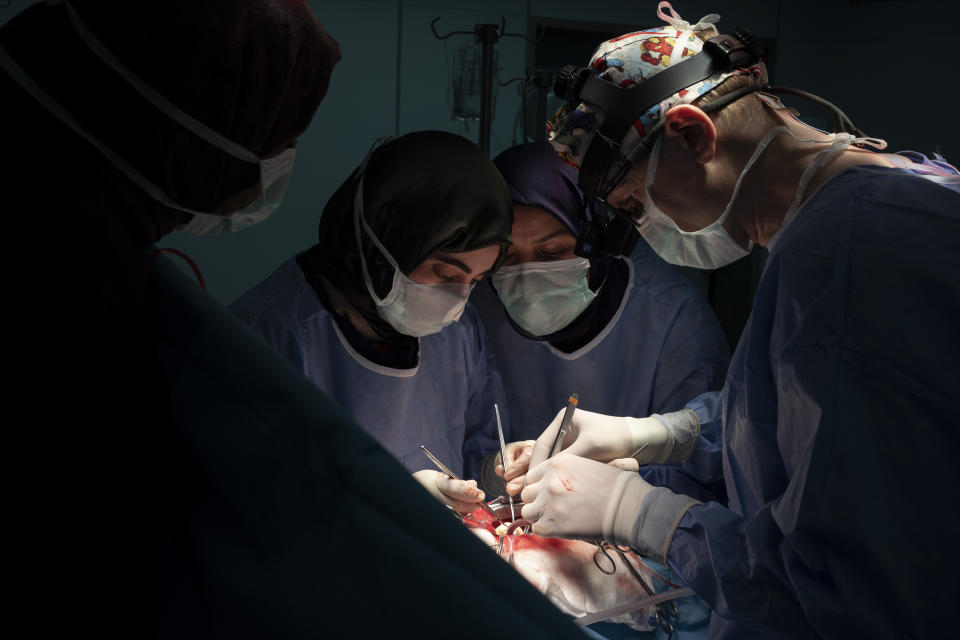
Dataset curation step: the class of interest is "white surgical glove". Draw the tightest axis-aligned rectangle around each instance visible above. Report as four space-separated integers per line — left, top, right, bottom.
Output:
527 408 702 472
479 440 536 496
501 438 636 496
412 469 485 514
519 454 628 541
520 454 700 562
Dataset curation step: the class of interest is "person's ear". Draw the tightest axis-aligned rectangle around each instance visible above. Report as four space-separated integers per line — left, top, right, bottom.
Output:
662 104 717 164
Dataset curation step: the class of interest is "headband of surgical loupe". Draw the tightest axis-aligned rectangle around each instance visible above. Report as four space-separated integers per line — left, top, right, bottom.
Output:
549 2 875 259
549 2 764 258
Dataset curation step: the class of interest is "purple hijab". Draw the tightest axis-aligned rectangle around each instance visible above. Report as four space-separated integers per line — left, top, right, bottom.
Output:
490 142 627 351
492 141 586 236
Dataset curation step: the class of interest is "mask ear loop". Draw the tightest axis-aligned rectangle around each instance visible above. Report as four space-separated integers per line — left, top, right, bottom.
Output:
352 137 406 305
601 73 766 199
63 3 260 163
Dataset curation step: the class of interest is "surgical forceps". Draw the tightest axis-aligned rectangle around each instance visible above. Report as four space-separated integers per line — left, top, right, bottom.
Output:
613 547 679 635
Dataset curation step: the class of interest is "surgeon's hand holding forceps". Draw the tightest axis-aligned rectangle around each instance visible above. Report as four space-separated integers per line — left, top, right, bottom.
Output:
548 393 678 635
420 445 502 524
546 395 626 593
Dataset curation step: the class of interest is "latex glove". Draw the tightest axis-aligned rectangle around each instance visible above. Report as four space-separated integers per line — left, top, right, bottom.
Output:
520 454 701 562
519 453 633 541
501 442 637 496
479 440 534 496
527 408 701 472
412 469 486 513
495 440 535 496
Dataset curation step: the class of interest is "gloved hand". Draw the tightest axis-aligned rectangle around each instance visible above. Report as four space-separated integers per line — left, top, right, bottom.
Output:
480 440 535 496
526 408 702 473
412 469 486 514
519 453 630 541
496 440 536 480
520 454 701 562
501 438 637 496
496 440 534 496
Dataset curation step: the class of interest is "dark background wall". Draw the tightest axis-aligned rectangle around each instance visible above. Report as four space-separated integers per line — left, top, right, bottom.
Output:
3 0 958 331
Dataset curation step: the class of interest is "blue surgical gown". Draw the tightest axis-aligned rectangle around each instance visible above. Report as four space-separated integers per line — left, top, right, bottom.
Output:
474 244 730 640
473 243 731 503
669 166 960 638
3 174 589 639
230 257 507 480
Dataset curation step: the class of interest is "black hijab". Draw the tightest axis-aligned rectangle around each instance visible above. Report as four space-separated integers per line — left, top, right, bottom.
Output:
0 0 341 245
299 131 513 342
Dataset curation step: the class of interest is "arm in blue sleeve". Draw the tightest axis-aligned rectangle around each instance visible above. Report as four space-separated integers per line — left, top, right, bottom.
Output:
660 174 960 637
640 390 725 503
669 355 960 637
460 306 509 482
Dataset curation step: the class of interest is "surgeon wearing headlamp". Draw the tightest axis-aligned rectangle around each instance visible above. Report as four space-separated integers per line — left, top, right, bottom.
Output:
473 141 728 507
512 2 960 637
471 140 730 637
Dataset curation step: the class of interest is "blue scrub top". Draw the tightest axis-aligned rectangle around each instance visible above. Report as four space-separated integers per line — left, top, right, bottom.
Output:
475 241 730 639
145 253 591 639
230 257 507 480
474 241 731 502
670 166 960 638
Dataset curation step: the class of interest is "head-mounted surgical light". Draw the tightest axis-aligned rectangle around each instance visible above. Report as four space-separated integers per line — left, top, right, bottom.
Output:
554 27 765 259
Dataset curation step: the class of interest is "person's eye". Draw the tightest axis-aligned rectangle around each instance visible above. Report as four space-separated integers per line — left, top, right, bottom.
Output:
432 264 459 283
537 245 568 259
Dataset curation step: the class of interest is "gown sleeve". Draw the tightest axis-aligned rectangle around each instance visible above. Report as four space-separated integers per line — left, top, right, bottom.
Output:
640 390 726 504
639 283 730 503
667 173 960 638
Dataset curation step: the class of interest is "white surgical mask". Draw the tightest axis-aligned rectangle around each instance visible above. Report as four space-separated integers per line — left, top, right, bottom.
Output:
352 157 473 338
639 122 883 269
0 3 295 237
638 132 756 270
492 258 596 336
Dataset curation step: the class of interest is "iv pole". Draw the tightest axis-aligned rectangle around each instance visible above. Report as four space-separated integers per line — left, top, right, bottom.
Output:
431 17 542 155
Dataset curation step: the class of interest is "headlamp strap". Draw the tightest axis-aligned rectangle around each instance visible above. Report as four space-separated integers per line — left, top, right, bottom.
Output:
578 28 762 145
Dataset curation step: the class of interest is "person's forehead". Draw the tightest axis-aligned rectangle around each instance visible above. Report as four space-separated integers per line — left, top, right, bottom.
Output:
431 245 500 271
512 206 575 241
514 205 568 227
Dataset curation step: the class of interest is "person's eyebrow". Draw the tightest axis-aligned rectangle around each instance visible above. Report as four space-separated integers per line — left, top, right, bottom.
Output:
535 228 570 243
434 254 471 273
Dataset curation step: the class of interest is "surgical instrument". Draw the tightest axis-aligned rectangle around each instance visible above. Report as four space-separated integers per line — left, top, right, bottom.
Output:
613 547 679 635
592 542 617 575
493 403 515 523
549 393 579 458
420 444 502 523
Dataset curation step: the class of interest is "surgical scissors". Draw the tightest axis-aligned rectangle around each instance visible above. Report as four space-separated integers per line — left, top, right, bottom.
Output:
592 542 617 575
613 547 679 635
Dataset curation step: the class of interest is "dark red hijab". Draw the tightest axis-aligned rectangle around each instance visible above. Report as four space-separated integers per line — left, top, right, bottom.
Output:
0 0 341 244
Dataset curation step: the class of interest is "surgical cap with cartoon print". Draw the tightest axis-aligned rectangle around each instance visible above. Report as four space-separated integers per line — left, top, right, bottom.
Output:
547 1 763 171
